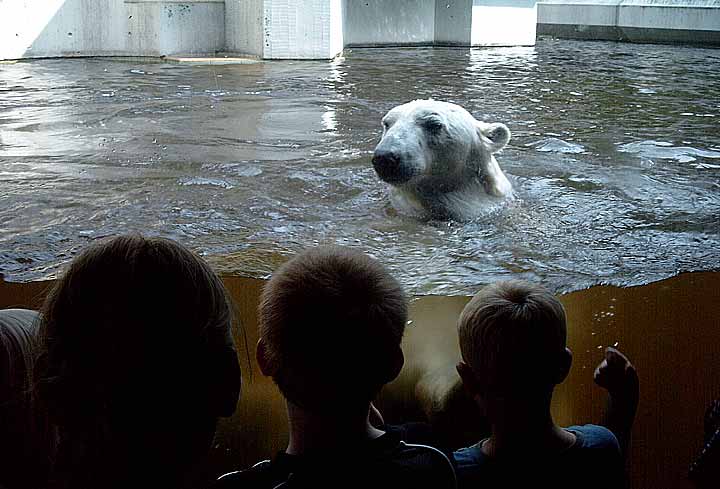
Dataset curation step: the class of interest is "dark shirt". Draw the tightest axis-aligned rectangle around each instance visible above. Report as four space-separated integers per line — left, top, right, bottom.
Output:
214 430 456 489
453 424 623 489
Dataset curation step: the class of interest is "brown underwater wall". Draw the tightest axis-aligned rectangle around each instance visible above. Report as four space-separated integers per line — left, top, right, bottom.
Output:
1 271 719 489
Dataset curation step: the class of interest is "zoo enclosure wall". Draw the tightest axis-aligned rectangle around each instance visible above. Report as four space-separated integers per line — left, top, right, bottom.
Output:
2 1 718 62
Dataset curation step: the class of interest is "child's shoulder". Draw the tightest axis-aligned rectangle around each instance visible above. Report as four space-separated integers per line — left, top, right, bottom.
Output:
565 424 620 451
212 460 275 489
452 439 489 470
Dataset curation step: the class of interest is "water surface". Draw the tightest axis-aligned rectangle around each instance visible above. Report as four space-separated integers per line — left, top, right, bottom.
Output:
1 39 719 294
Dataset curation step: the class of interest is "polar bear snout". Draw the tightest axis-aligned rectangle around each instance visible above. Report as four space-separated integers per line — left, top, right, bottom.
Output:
372 148 416 185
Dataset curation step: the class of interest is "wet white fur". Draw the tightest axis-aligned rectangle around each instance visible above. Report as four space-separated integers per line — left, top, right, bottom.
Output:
375 99 512 220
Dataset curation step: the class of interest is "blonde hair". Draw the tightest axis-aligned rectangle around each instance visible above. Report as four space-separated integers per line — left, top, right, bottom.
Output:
458 280 567 395
259 246 407 412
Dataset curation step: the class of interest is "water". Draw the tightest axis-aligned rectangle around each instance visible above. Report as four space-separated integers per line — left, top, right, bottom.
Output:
1 39 719 295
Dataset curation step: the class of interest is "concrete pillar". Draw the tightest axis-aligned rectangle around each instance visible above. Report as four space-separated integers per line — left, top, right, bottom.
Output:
227 0 343 59
263 0 343 59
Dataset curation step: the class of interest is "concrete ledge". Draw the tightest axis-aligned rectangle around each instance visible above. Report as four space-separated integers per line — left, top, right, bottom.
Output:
538 1 720 46
164 54 261 64
538 23 720 45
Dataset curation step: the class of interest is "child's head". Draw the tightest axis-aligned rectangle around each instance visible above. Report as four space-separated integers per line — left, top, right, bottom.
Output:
34 234 241 478
257 246 407 414
457 280 570 403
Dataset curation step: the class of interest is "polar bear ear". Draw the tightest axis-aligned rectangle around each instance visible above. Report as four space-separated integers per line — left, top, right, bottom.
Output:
477 122 511 153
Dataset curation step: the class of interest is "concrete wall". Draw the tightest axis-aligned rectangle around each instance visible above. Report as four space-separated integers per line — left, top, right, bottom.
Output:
225 0 264 57
2 0 719 60
538 0 720 45
0 0 127 59
0 0 539 60
343 0 436 46
434 0 473 45
126 1 226 56
0 0 226 59
343 0 537 48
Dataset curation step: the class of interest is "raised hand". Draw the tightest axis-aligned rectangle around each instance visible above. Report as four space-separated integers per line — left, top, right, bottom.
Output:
593 347 639 456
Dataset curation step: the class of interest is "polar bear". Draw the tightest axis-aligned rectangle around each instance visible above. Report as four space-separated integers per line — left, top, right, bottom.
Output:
372 100 513 221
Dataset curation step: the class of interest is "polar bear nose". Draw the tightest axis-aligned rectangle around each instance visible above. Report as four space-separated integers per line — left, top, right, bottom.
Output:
372 150 412 184
372 149 400 170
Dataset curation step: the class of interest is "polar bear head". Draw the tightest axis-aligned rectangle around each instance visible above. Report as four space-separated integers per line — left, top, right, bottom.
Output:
372 100 512 219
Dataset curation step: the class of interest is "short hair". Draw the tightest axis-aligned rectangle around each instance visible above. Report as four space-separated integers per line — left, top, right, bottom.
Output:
458 280 567 396
34 234 238 441
259 246 407 412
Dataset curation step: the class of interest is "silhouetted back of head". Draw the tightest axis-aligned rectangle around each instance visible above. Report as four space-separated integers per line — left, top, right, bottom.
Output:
259 246 407 413
34 234 240 487
458 280 567 399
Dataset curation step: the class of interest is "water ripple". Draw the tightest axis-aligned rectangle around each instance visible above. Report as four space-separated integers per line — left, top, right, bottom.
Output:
1 41 719 294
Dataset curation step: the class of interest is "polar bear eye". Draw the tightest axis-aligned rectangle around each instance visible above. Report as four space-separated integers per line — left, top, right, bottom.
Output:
422 117 444 132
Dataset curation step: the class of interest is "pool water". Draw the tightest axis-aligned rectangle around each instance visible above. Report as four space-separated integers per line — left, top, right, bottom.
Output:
1 39 719 294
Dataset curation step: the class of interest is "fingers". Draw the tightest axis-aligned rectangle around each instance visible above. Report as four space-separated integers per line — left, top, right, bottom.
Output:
593 347 632 386
605 346 630 369
594 347 639 398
